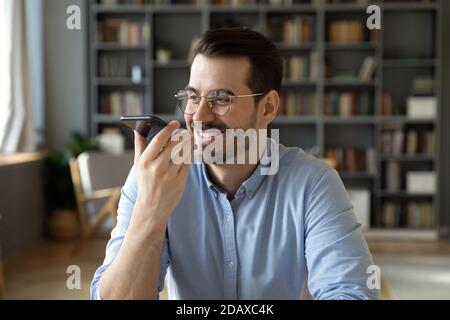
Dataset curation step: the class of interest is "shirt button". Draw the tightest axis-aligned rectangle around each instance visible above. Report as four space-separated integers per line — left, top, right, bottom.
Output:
228 261 235 269
226 215 232 222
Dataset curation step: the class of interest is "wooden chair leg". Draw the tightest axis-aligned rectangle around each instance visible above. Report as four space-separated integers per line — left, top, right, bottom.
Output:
108 191 120 226
72 192 120 255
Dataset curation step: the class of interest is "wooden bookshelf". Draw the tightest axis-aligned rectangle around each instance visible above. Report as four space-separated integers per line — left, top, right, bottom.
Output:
87 0 442 240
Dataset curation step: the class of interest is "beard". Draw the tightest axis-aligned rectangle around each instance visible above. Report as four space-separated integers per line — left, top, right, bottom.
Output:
188 114 259 165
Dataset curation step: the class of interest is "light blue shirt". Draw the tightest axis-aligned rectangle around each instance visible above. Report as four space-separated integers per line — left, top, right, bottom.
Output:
91 139 378 300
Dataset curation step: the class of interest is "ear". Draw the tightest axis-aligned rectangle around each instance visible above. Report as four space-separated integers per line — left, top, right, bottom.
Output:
259 90 279 125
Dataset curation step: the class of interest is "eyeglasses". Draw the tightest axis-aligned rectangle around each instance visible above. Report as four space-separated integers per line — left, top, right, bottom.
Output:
174 89 266 116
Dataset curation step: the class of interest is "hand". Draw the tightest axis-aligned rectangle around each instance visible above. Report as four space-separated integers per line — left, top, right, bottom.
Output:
133 120 193 225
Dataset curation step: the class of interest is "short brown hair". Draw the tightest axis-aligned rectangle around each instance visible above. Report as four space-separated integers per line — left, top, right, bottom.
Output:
191 27 283 100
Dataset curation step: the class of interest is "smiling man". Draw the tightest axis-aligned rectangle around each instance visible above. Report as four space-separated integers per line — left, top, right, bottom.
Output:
91 27 378 300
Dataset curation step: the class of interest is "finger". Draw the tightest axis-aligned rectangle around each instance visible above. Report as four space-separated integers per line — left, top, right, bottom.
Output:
175 134 194 172
166 130 193 168
134 130 146 166
141 120 180 162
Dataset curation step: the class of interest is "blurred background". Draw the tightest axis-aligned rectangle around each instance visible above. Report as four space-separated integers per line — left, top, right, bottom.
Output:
0 0 450 300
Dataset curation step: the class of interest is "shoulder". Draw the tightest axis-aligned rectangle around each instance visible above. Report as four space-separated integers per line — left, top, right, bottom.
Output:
277 144 333 184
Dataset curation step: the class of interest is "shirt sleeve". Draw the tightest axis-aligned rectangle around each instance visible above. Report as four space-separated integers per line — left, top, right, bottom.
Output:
90 166 171 300
304 167 379 300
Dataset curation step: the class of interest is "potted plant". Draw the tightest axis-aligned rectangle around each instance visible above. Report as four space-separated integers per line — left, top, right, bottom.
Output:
45 132 99 240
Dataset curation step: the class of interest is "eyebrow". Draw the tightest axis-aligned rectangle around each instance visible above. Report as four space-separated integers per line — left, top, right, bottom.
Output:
184 85 236 96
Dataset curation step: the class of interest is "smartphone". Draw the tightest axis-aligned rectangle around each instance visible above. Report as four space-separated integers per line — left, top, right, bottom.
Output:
120 115 168 142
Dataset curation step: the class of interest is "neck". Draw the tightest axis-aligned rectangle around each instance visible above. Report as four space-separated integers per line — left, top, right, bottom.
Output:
206 162 258 200
205 137 267 199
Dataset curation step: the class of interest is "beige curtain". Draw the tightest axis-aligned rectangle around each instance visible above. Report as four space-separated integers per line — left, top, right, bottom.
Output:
0 0 36 153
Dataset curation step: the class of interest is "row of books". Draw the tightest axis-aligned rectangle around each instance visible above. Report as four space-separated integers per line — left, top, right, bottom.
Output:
324 147 376 174
381 126 435 156
380 201 433 228
99 53 144 79
97 19 150 45
100 0 145 4
279 93 317 116
211 0 256 4
100 91 144 115
381 92 403 116
100 0 200 4
268 16 316 44
283 52 318 81
411 75 434 96
324 91 374 116
385 163 436 193
324 56 376 81
327 0 370 3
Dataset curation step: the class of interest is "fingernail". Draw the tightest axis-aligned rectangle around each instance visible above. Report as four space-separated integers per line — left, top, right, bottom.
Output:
170 120 180 127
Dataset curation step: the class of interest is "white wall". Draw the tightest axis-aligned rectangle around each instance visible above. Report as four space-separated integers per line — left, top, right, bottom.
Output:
44 0 88 149
26 0 45 148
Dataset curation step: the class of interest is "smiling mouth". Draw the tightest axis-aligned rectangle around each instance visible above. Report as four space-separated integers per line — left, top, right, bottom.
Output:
194 128 226 144
190 122 226 143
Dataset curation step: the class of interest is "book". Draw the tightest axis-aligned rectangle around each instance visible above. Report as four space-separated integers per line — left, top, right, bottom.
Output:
405 130 418 155
411 75 434 95
406 171 436 194
407 96 437 119
324 147 374 174
328 20 364 44
347 189 371 230
359 56 377 81
385 161 400 191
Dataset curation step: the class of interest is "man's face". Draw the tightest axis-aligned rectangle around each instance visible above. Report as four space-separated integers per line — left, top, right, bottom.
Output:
185 54 264 161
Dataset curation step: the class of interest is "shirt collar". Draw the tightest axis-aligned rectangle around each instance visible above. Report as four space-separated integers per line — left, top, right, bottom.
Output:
200 138 279 199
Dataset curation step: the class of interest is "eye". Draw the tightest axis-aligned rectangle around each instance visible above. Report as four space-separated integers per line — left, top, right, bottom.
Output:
214 95 230 105
189 94 199 102
208 92 229 104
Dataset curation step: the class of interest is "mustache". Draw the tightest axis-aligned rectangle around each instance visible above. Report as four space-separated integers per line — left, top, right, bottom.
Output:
189 122 228 131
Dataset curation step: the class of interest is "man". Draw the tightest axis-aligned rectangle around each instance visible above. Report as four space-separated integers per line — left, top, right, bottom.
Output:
91 27 378 300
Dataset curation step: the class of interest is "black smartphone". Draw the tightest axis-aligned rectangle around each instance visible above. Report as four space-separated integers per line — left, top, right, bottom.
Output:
120 115 168 142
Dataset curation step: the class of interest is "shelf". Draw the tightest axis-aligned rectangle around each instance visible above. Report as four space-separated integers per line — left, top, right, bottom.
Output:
379 155 435 162
383 59 436 68
88 0 442 242
323 116 376 124
94 43 147 51
93 4 203 14
325 42 377 50
378 190 435 198
324 3 372 12
153 60 190 68
93 4 146 14
324 79 375 86
94 78 147 86
151 5 202 14
364 228 438 241
275 42 315 51
379 116 436 124
272 116 318 124
209 4 260 13
339 172 375 179
282 79 316 87
264 4 317 13
383 2 439 12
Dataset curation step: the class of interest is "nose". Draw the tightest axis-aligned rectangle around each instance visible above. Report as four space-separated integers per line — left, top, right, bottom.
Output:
192 96 215 124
